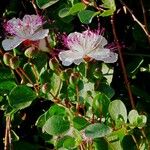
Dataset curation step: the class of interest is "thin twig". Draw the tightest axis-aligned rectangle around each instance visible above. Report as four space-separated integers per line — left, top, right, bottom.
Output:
31 0 39 15
141 128 150 148
111 15 135 108
120 0 150 38
131 134 140 150
140 0 150 43
4 116 12 150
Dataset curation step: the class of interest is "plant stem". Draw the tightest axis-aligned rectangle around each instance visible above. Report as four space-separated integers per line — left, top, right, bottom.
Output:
140 0 150 43
31 0 39 15
111 15 135 109
141 128 150 148
4 116 12 150
131 134 140 150
119 0 150 38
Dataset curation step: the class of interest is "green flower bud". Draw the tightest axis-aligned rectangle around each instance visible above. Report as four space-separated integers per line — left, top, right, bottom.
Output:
49 57 61 75
24 47 39 58
69 72 80 85
3 53 13 66
9 56 20 69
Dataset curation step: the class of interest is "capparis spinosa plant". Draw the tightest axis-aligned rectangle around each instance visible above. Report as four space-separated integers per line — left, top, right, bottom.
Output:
0 0 150 150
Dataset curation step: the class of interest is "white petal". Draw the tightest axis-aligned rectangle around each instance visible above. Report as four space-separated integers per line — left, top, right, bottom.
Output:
58 50 83 66
82 31 107 50
74 59 83 65
2 37 23 51
88 48 110 60
29 29 49 41
103 52 118 63
98 35 108 47
67 32 85 52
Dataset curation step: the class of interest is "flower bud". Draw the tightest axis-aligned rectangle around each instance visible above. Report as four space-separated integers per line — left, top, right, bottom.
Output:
42 83 51 94
3 53 13 66
69 72 80 85
9 56 20 69
49 57 60 70
49 57 61 75
24 47 39 58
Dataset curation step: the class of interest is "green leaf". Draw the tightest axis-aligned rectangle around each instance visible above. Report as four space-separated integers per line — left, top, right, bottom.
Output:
36 104 66 128
32 52 48 73
92 93 110 117
36 0 59 9
69 3 86 14
108 127 127 142
40 70 52 84
43 115 70 135
8 85 37 110
100 9 114 17
50 72 62 96
73 116 89 130
101 63 114 85
102 0 116 11
63 136 76 149
108 100 127 123
58 8 70 18
78 10 97 24
98 83 115 99
94 138 109 150
85 123 112 139
0 68 14 81
128 110 139 125
23 63 37 83
0 81 16 95
56 136 75 149
128 110 147 128
58 3 86 18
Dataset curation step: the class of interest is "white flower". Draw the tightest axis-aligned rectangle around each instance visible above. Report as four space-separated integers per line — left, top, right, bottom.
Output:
58 30 118 66
2 15 49 51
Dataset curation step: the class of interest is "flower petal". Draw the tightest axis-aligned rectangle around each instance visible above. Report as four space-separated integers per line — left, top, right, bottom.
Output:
82 31 107 50
58 50 84 66
2 37 23 51
88 48 110 60
29 29 49 41
67 32 85 52
103 52 118 63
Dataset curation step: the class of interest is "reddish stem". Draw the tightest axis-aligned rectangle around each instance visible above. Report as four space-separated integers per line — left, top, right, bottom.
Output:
111 15 135 109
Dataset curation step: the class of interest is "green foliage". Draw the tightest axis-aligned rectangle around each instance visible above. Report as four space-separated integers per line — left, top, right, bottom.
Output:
8 85 37 110
0 0 150 149
85 123 112 139
36 0 59 9
108 100 127 123
43 115 70 135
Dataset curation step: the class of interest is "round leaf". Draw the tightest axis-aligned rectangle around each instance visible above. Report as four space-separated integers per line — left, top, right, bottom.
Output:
36 0 59 9
85 123 112 139
43 115 70 135
108 100 127 123
128 110 139 125
73 116 89 130
8 85 37 110
78 10 96 24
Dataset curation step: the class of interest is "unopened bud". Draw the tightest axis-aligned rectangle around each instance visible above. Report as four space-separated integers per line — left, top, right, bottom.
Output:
69 72 80 85
3 53 13 66
24 47 39 58
9 56 20 69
